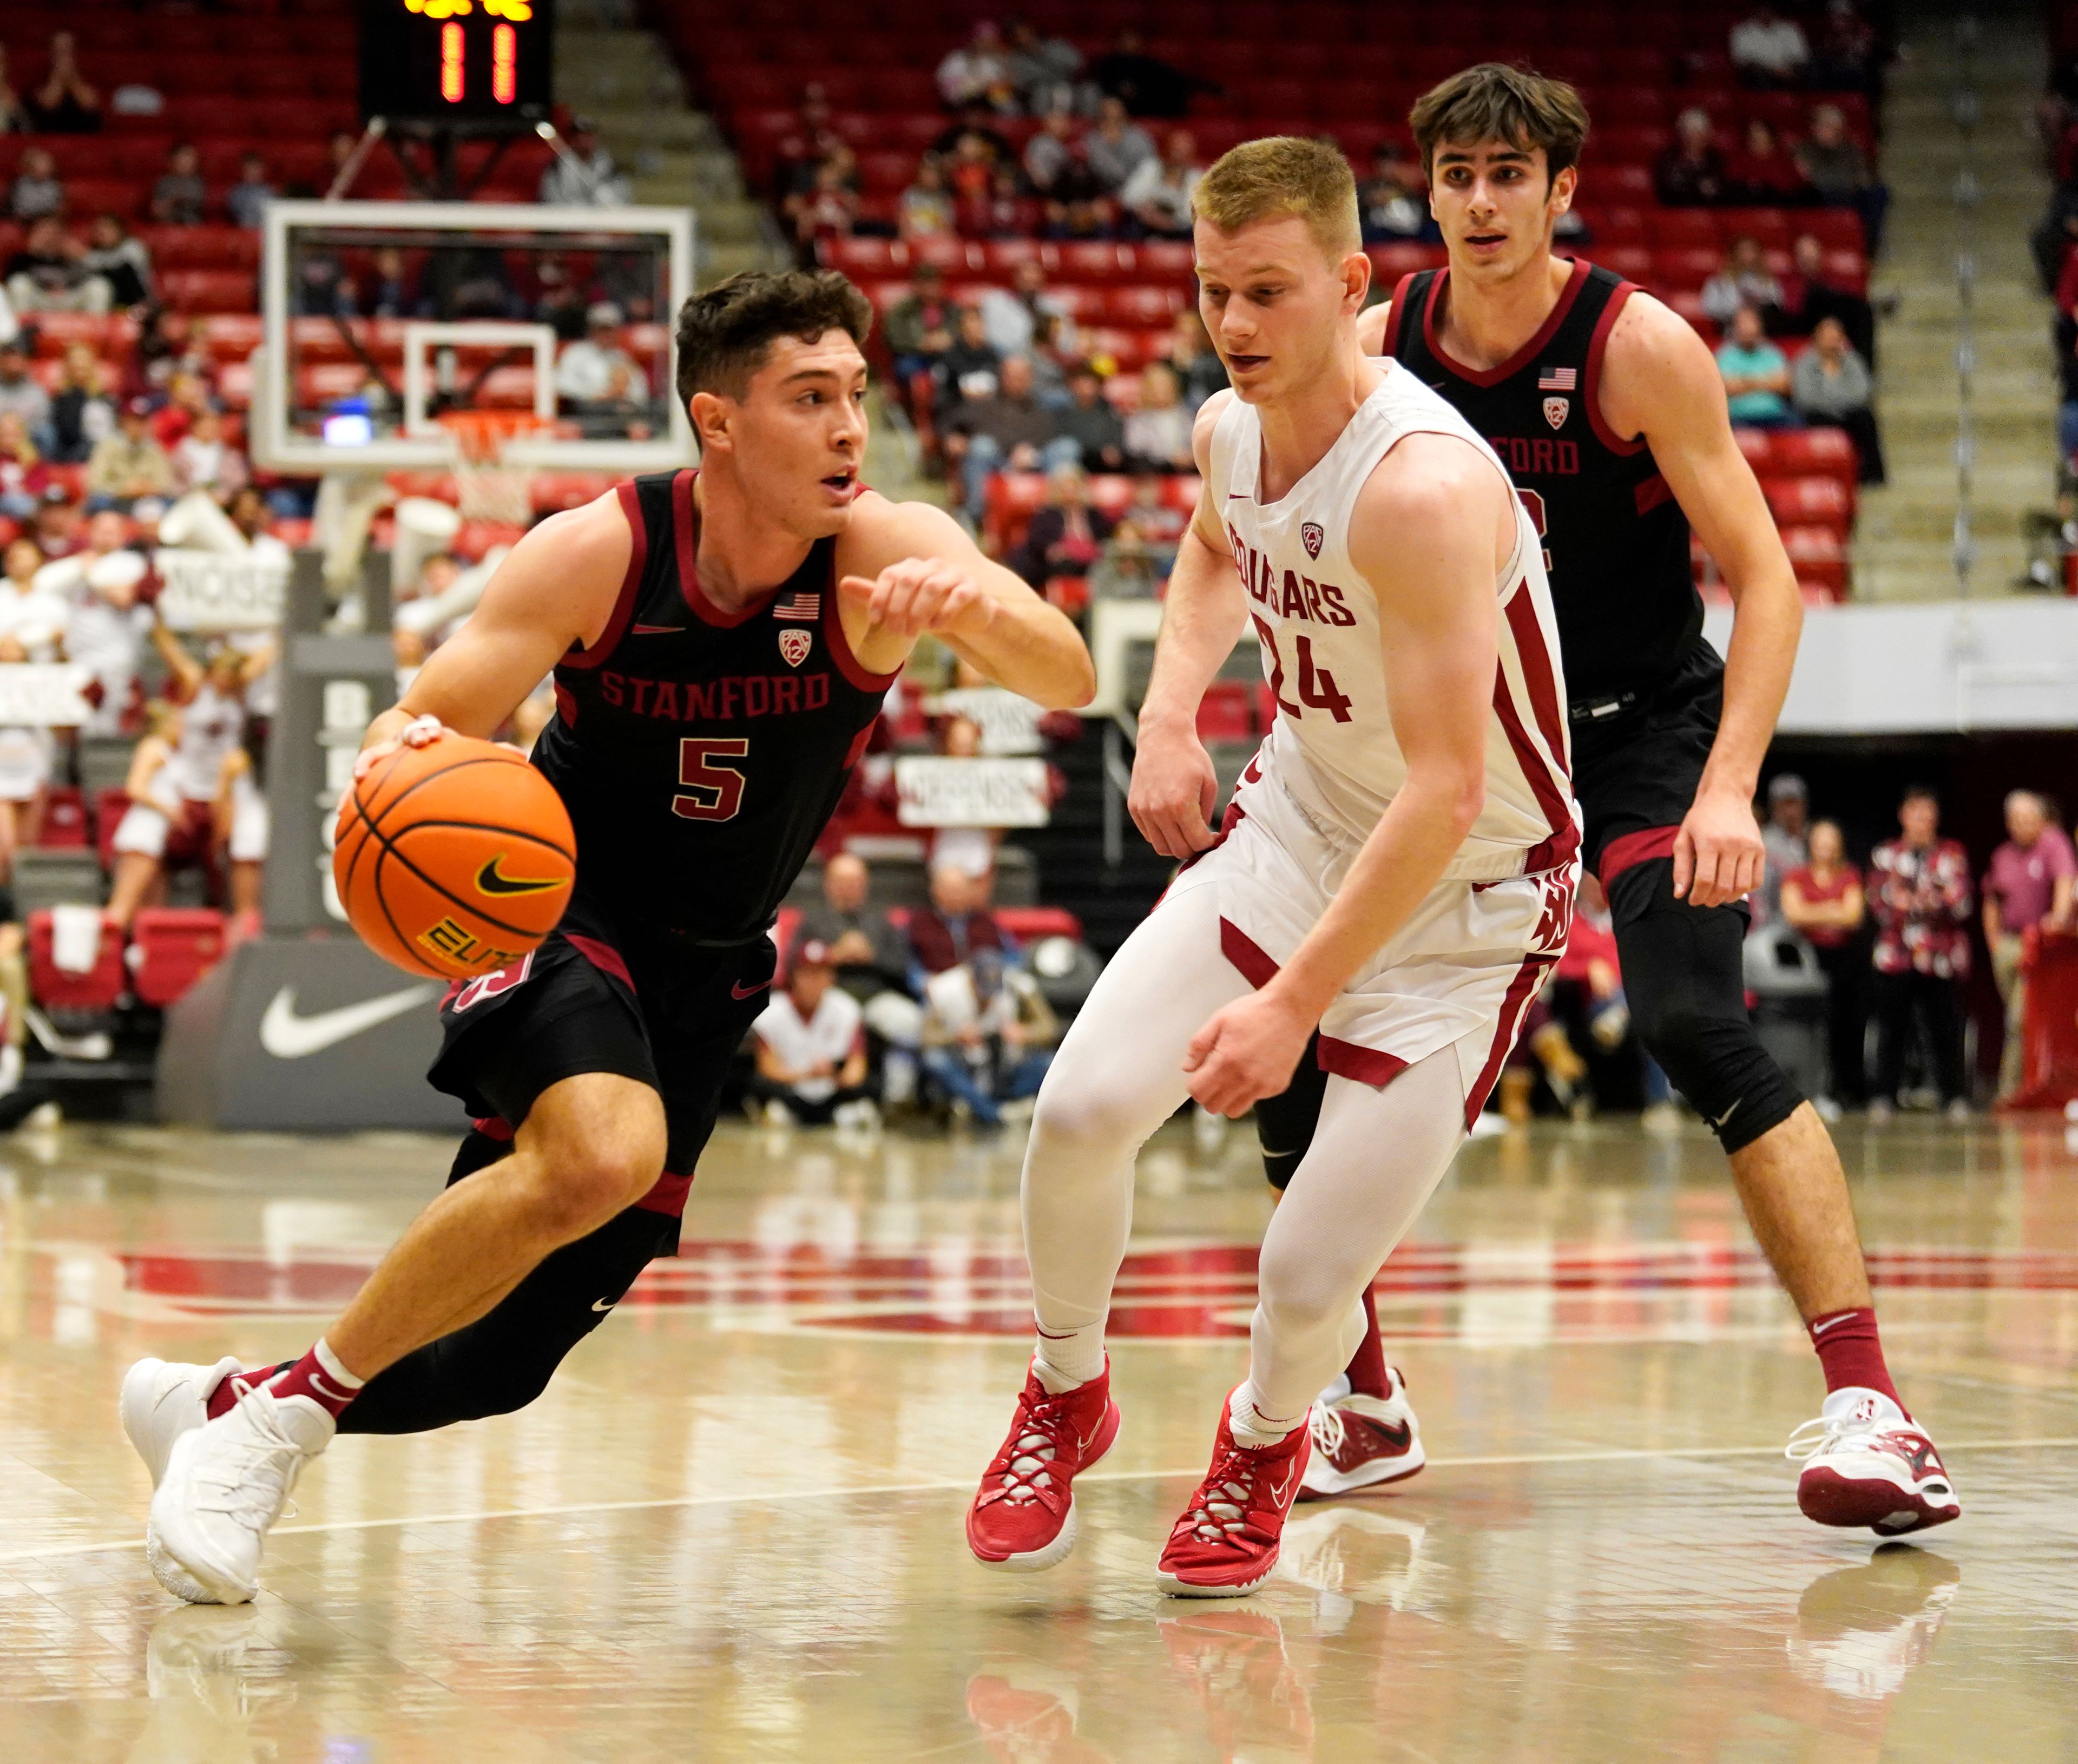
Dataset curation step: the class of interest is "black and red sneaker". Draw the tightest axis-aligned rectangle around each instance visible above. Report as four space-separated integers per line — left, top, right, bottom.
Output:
1297 1365 1425 1500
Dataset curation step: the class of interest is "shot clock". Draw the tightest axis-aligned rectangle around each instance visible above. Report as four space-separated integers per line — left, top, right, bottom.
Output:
358 0 555 128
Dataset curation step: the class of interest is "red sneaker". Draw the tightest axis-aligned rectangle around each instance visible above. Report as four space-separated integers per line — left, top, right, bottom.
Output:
1155 1392 1311 1597
966 1358 1121 1572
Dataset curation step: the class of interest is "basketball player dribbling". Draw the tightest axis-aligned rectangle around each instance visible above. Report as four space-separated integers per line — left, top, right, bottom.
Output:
123 271 1097 1605
1268 65 1956 1534
966 137 1581 1595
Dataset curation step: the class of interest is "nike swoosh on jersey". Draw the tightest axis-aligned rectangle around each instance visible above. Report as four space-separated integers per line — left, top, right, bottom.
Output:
731 977 773 999
259 984 441 1059
476 855 563 897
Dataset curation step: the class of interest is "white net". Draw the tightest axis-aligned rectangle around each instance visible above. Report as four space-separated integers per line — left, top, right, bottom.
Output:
439 414 548 526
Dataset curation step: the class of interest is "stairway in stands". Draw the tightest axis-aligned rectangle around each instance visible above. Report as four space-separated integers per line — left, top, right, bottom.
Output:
554 0 786 286
1006 726 1173 958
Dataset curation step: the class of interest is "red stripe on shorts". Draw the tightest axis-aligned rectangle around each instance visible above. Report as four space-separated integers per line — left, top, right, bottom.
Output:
1463 953 1554 1130
1597 824 1681 886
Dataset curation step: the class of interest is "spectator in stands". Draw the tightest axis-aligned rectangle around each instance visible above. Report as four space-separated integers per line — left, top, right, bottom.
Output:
1779 232 1876 362
1165 312 1228 413
937 21 1009 110
5 217 110 315
967 164 1038 241
226 152 277 231
149 144 206 228
1793 315 1885 484
47 340 113 465
1727 119 1813 203
1758 773 1810 925
0 48 25 135
1796 104 1888 252
80 214 151 311
0 345 52 458
0 414 51 519
26 32 100 135
1006 22 1082 117
979 259 1075 359
898 156 957 239
1779 819 1867 1111
886 265 957 391
1982 789 2076 1100
1023 108 1097 223
751 941 878 1129
1011 462 1114 589
45 508 147 733
538 117 628 207
932 102 1013 167
1123 360 1193 471
1715 305 1798 429
1867 786 1974 1120
787 159 859 251
1700 237 1784 328
555 302 649 432
86 398 174 511
1656 109 1729 207
28 484 82 561
0 535 66 870
920 943 1057 1128
1358 147 1430 243
1120 130 1202 240
936 304 1003 406
1730 5 1811 87
1085 96 1157 198
909 859 1005 977
1049 364 1126 473
171 407 245 500
943 354 1068 525
365 247 417 319
798 852 910 1003
6 147 62 223
134 309 208 398
1088 28 1216 120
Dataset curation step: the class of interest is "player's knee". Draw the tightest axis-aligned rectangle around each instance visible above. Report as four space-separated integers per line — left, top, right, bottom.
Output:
1254 1242 1352 1341
1028 1071 1145 1164
516 1112 667 1242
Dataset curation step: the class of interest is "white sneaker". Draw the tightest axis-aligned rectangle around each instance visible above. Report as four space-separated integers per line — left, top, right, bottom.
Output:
1297 1367 1426 1500
121 1356 247 1488
833 1098 882 1132
1786 1387 1959 1537
147 1384 335 1605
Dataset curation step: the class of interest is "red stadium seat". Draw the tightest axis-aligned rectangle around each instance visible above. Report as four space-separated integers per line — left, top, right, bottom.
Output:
1053 242 1135 285
995 906 1085 944
1761 476 1853 530
1765 426 1858 484
983 471 1051 556
161 270 258 313
819 236 909 278
28 910 126 1013
1196 681 1258 743
37 788 88 851
129 909 227 1009
1106 284 1185 326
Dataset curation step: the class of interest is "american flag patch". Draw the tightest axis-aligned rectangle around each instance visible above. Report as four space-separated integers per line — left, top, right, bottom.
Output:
1537 366 1577 391
772 591 821 622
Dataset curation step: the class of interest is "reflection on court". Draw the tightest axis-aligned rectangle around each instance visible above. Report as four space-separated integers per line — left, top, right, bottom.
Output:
2 1114 2075 1761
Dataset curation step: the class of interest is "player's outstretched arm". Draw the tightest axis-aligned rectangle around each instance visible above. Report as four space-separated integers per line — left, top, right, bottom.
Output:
1603 293 1800 909
356 492 631 771
1183 435 1502 1117
1131 391 1251 858
835 492 1095 711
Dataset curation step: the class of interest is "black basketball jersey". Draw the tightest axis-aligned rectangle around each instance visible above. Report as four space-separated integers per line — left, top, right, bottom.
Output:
1384 258 1704 704
533 468 895 942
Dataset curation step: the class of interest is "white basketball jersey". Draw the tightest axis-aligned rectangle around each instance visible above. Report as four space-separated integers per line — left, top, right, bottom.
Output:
1206 363 1577 880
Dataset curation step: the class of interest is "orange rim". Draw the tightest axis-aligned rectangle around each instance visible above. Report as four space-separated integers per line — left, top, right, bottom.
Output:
435 410 553 464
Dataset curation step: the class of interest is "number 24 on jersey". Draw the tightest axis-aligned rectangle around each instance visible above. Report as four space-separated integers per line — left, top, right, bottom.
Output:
1252 616 1353 723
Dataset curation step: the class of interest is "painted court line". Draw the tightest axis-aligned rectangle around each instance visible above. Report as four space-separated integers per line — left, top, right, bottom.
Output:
5 1436 2070 1570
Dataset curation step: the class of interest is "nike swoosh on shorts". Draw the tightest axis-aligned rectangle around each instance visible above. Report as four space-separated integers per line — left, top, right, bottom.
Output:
259 985 442 1059
731 978 772 999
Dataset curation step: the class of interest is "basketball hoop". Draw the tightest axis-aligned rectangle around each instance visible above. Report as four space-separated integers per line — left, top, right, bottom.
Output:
435 410 551 527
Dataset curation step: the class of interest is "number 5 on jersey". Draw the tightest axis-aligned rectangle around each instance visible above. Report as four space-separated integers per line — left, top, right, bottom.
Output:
673 737 748 821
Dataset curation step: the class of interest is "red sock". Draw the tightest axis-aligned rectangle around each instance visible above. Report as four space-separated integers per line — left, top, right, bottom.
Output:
1808 1307 1906 1414
261 1340 364 1421
203 1361 289 1421
1343 1285 1390 1400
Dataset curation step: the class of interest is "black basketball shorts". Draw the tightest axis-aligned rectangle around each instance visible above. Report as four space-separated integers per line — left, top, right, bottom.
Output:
1569 640 1725 886
428 892 778 1236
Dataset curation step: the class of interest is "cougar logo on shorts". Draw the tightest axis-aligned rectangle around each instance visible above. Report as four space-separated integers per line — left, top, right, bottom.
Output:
1543 397 1569 431
1300 521 1324 560
778 627 813 669
475 855 563 897
450 951 536 1013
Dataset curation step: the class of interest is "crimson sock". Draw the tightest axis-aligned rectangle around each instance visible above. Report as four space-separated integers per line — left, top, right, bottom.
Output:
1808 1307 1906 1414
203 1361 288 1421
1343 1285 1390 1400
260 1339 365 1421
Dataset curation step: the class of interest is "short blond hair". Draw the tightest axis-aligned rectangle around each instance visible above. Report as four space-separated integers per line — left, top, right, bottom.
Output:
1191 136 1360 261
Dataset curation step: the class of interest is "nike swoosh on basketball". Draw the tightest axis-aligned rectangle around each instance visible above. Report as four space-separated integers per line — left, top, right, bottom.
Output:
731 977 772 999
476 855 563 897
259 984 440 1059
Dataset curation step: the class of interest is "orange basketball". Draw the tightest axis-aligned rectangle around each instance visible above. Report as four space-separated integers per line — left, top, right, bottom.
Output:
334 736 576 981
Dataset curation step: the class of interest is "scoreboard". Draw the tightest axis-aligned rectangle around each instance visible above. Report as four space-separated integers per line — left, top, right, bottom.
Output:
358 0 555 127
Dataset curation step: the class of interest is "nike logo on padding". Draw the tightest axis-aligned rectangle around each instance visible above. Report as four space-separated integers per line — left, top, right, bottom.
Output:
1810 1313 1856 1335
731 978 773 999
476 855 562 897
259 984 440 1059
591 1298 616 1312
1707 1100 1742 1130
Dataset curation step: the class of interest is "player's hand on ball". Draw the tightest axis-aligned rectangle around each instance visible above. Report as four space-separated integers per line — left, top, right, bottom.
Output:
840 560 996 641
1183 988 1314 1118
353 713 447 781
1129 726 1220 859
1673 784 1765 909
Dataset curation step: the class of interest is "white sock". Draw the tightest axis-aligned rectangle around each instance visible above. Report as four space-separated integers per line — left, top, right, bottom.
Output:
1317 1371 1353 1405
1228 1382 1305 1450
1033 1325 1105 1392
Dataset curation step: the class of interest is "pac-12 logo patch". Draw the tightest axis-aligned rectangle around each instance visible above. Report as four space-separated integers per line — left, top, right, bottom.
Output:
1300 521 1324 560
1543 397 1569 431
778 628 813 668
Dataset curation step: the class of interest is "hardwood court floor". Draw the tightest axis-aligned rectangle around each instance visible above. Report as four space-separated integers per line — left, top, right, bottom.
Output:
3 1110 2076 1762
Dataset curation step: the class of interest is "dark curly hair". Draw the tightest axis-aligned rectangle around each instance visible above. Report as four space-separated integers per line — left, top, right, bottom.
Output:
673 269 874 404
